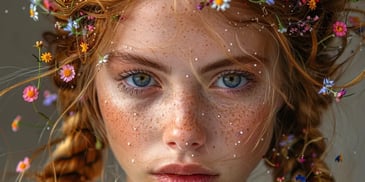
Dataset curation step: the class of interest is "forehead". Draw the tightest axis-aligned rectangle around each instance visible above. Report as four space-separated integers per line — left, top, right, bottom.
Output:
112 0 278 61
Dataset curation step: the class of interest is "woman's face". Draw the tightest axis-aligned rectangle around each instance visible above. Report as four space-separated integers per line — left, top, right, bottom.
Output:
96 1 279 181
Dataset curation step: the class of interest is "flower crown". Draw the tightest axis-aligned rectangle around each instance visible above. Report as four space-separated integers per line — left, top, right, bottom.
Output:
10 0 364 178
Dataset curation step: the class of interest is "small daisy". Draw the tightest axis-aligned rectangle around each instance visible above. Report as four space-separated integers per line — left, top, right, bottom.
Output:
34 41 43 48
11 115 21 132
59 64 76 82
16 157 30 173
29 3 39 21
22 85 39 103
40 52 52 63
211 0 231 11
80 42 89 53
333 21 347 37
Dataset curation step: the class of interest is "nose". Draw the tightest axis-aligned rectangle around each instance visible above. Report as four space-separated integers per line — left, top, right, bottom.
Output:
162 92 206 151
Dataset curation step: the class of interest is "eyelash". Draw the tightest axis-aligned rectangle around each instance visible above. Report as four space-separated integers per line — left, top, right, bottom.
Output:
116 69 256 96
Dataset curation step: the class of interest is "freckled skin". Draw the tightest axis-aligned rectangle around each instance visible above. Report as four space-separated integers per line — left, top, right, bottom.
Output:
95 1 279 182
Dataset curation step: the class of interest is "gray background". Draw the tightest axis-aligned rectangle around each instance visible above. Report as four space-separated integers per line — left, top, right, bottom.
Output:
1 0 365 182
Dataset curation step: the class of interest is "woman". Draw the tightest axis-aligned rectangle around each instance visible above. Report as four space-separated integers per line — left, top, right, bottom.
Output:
2 0 364 181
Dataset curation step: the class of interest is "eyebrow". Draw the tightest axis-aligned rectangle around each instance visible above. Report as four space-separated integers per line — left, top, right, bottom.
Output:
110 51 263 74
199 56 263 74
109 51 171 74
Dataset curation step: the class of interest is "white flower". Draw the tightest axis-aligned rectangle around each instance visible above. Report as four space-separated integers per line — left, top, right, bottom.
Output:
29 3 39 21
211 0 231 11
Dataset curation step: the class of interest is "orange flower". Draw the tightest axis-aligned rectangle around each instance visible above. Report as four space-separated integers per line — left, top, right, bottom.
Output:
40 52 52 63
80 42 89 53
308 0 317 10
11 115 21 132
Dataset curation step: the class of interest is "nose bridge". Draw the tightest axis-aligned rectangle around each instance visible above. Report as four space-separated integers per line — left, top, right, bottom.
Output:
163 87 206 151
173 89 199 127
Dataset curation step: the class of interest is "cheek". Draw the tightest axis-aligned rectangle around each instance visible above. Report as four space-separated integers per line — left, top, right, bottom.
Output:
98 91 150 165
216 101 273 159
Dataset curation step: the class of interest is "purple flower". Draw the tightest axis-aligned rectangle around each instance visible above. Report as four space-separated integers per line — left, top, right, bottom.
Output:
43 90 57 106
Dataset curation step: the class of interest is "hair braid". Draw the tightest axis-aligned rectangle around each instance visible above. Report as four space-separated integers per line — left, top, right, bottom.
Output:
36 108 104 182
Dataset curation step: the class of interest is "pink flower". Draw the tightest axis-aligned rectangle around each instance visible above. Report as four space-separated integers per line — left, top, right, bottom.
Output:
22 85 39 102
87 25 96 32
59 64 76 82
333 21 347 37
336 89 347 102
16 157 30 173
11 115 21 132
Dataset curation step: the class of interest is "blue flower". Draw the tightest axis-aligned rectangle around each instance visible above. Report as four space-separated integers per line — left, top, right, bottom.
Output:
323 78 334 88
63 18 80 35
266 0 275 5
43 90 57 106
318 78 334 95
295 174 307 182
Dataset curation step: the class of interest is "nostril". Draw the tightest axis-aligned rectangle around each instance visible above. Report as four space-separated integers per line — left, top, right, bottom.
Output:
167 142 177 147
191 142 199 147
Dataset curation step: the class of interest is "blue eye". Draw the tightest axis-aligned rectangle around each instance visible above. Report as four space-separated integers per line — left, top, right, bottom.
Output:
215 72 249 89
124 72 156 87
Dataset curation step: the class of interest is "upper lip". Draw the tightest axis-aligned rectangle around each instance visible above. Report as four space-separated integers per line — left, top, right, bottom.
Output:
152 164 219 176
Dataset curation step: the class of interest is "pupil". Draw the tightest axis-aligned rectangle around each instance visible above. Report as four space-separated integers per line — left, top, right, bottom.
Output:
223 74 241 88
132 73 151 87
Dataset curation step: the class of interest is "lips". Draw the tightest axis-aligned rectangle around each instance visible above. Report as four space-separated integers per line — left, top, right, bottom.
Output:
151 164 219 182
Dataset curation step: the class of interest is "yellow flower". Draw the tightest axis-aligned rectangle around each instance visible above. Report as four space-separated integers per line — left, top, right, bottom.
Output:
34 41 43 48
41 52 52 63
80 42 89 53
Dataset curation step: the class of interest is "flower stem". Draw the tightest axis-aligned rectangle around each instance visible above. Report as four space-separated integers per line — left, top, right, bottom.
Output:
37 48 41 89
318 34 335 45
